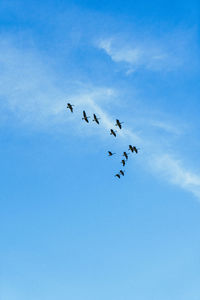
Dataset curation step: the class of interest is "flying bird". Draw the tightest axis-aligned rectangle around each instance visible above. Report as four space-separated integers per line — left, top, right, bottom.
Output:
115 174 120 179
110 129 117 137
128 145 134 152
123 151 129 160
120 170 125 176
67 103 74 113
108 151 116 156
115 119 124 129
82 110 90 123
92 114 100 124
121 159 126 167
129 145 140 153
133 146 140 154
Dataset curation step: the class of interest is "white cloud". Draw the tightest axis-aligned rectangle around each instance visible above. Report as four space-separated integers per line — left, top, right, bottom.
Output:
1 36 200 201
0 38 67 125
99 38 141 65
97 37 170 73
97 30 193 73
151 154 200 199
150 120 183 135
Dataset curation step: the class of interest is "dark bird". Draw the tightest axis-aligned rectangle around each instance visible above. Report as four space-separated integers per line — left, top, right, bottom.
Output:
110 129 117 137
115 119 124 129
108 151 116 156
82 110 90 123
133 146 140 154
67 103 74 113
120 170 125 176
128 145 134 152
92 114 100 124
115 174 120 179
123 151 129 160
121 159 126 167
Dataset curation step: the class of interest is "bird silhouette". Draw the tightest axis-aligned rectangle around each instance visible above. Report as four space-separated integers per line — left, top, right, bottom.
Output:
67 103 74 113
110 129 117 137
128 145 134 152
82 110 90 123
122 151 129 160
92 114 100 124
121 159 126 167
108 151 116 156
129 145 140 153
115 119 124 129
115 174 120 179
133 146 140 154
120 170 125 176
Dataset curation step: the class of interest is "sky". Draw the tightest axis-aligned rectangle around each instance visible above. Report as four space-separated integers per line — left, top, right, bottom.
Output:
0 0 200 299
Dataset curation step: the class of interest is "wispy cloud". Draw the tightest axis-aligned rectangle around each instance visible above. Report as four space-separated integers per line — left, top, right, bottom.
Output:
97 37 172 73
0 38 66 125
1 35 200 201
97 28 196 74
150 154 200 199
149 120 184 135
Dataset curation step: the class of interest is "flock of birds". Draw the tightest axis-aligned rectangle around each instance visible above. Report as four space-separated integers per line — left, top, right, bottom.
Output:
67 103 140 179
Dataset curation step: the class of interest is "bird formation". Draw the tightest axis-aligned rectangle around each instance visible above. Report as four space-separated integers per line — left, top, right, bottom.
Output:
67 102 140 179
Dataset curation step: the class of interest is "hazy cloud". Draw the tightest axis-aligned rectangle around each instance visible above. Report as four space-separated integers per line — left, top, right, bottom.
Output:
97 29 195 73
1 35 200 200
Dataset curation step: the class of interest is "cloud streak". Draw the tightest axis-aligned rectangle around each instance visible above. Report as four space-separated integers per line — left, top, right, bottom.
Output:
1 35 200 201
97 28 196 74
97 37 172 73
151 154 200 199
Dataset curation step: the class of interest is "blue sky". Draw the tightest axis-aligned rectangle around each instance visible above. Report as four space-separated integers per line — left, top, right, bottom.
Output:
0 1 200 299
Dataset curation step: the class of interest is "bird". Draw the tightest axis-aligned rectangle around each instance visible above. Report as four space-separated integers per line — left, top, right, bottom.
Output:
128 145 134 152
108 151 116 156
110 129 117 137
123 151 129 160
120 170 125 176
67 103 74 113
115 119 124 129
92 114 100 124
121 159 126 167
133 146 140 154
82 110 90 123
115 174 120 179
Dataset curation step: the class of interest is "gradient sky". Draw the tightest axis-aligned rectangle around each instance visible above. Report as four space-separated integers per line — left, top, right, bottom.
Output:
0 1 200 299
